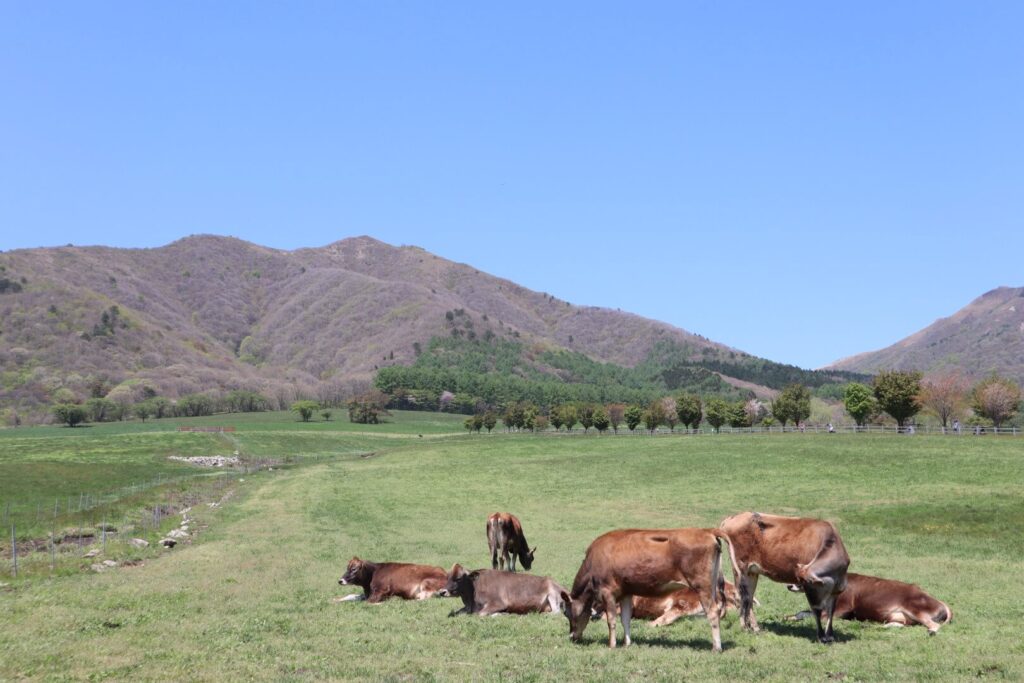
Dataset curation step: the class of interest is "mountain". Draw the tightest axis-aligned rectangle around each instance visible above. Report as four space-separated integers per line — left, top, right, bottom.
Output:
828 286 1024 383
0 235 858 416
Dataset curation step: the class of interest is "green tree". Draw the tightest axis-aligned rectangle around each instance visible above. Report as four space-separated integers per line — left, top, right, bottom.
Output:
578 404 596 432
728 401 751 428
549 408 565 431
53 403 86 427
843 382 877 427
134 401 154 422
774 384 811 429
705 398 730 432
643 400 666 433
675 393 703 431
625 405 643 432
320 410 332 421
464 414 484 433
560 404 578 432
292 400 319 422
971 375 1022 428
150 396 171 419
85 397 116 422
873 370 922 428
483 411 498 433
592 406 610 433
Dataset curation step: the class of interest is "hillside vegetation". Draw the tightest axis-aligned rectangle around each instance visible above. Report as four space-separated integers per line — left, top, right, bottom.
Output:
0 236 864 421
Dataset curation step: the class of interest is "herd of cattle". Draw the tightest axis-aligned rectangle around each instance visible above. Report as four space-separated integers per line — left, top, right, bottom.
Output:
338 511 951 651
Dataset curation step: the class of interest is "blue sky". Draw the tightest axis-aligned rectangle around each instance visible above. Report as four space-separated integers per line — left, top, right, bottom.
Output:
2 2 1022 369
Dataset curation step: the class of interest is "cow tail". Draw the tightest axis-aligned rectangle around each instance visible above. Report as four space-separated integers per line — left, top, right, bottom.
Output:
713 529 740 587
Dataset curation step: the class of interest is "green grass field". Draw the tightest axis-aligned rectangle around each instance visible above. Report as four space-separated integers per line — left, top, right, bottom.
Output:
1 416 1023 681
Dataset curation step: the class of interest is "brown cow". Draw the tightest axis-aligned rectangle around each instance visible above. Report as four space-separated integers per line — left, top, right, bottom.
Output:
338 556 447 603
629 580 747 627
787 573 952 634
560 528 726 651
487 512 535 571
719 511 850 644
442 563 567 615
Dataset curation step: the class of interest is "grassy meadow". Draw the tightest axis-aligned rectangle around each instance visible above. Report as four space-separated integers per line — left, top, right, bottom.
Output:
1 413 1023 681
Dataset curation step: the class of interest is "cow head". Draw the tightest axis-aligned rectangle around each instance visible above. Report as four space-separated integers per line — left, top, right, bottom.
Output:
520 546 536 571
441 563 475 597
339 556 370 587
560 590 592 643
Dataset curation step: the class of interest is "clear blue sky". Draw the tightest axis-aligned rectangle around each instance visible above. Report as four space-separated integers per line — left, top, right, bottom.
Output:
3 2 1023 369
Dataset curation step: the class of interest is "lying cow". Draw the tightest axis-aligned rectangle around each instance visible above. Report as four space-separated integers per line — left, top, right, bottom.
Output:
629 580 747 627
487 512 535 571
337 556 447 603
561 528 727 651
442 563 566 615
787 573 952 634
720 511 850 644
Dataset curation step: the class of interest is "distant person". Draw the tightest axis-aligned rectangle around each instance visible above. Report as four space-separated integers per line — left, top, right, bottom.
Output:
827 422 835 433
952 419 960 434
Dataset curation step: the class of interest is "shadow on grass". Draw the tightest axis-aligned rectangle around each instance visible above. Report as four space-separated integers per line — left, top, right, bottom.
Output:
572 633 732 651
759 619 857 643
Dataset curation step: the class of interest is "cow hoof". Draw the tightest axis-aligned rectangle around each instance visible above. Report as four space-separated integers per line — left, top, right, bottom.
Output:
819 636 835 645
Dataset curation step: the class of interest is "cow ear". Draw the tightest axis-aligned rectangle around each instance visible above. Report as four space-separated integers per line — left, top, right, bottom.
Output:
560 590 572 607
530 546 537 556
469 570 482 580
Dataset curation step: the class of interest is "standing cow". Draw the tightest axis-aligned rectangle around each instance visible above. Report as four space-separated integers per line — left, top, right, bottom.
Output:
338 556 447 603
487 512 535 572
560 528 727 651
442 563 567 615
787 573 952 634
719 511 850 644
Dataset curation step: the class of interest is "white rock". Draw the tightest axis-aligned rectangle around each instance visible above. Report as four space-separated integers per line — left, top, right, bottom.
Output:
129 538 149 549
167 529 189 539
84 549 101 558
102 560 117 567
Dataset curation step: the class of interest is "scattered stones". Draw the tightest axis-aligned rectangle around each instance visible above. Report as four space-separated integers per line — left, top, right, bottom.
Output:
167 529 189 540
102 560 117 568
129 538 149 549
168 455 240 468
84 549 101 558
160 538 177 548
91 560 118 573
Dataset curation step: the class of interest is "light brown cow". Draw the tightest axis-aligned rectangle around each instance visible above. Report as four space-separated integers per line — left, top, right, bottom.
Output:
787 573 952 634
442 564 567 615
629 580 747 627
719 512 850 644
487 512 535 571
560 528 727 651
338 556 447 603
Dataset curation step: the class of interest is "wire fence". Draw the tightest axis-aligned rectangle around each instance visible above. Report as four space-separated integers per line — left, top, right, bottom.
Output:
485 423 1022 437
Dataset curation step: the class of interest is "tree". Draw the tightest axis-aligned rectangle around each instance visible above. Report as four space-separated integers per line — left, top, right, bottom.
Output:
843 383 878 427
625 405 643 433
482 411 498 433
642 399 665 433
549 408 565 431
606 403 625 433
292 400 319 422
971 375 1022 428
578 404 596 432
661 397 678 432
348 391 390 424
592 406 610 434
134 401 153 422
873 370 922 428
150 396 171 419
321 410 333 421
919 372 969 429
560 404 578 432
675 394 702 431
727 401 751 428
464 415 483 433
705 398 729 432
774 384 811 429
85 397 116 422
53 403 86 427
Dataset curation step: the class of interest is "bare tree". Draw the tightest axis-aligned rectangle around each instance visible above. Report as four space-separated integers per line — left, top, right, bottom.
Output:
972 375 1022 428
919 372 970 429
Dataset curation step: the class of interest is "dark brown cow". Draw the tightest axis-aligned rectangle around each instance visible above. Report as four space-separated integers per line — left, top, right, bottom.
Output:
442 563 567 615
560 528 727 651
338 556 447 603
719 511 850 644
787 573 952 634
487 512 535 571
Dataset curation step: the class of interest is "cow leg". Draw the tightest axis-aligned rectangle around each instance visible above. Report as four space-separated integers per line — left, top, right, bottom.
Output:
804 585 835 644
509 552 517 572
739 572 760 632
651 608 682 627
491 544 499 570
697 587 723 653
338 594 365 602
619 596 633 647
603 592 619 648
822 592 838 643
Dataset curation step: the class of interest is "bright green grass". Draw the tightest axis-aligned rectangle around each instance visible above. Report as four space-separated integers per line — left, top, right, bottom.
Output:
0 410 466 537
1 433 1023 681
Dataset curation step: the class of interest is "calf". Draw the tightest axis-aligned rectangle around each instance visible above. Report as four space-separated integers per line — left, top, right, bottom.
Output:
719 511 850 644
788 573 952 634
630 580 746 627
337 556 447 603
487 512 535 571
443 564 566 615
561 528 726 651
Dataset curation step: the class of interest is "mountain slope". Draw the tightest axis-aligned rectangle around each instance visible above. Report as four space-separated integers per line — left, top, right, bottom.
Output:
829 287 1024 383
0 235 854 414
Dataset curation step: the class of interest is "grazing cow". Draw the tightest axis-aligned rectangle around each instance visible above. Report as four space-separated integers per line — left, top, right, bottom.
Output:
442 563 567 615
560 528 727 651
787 573 952 634
487 512 535 572
629 580 747 627
719 511 850 644
337 556 447 603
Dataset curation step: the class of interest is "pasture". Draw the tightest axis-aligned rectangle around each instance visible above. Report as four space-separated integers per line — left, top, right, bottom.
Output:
1 420 1022 681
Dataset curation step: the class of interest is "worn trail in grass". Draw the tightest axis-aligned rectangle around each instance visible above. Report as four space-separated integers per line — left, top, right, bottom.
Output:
2 433 1022 681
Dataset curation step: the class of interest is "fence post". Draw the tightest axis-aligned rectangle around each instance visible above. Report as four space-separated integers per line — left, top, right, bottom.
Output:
11 523 16 578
